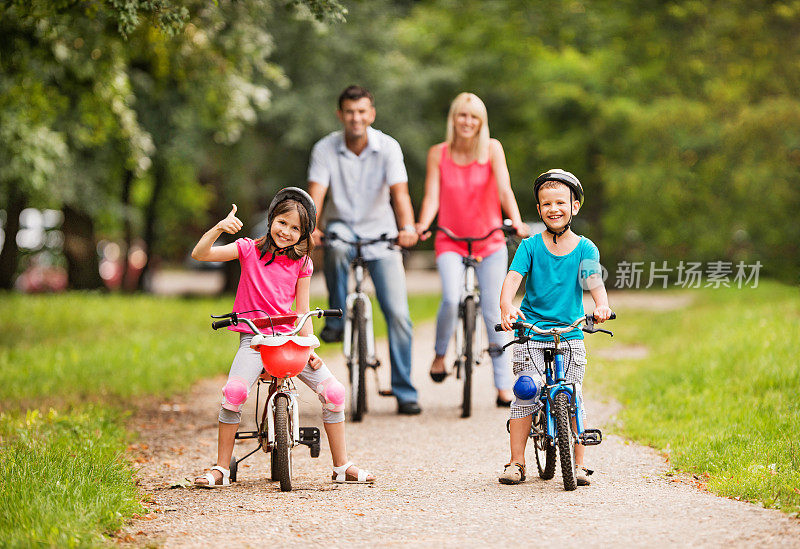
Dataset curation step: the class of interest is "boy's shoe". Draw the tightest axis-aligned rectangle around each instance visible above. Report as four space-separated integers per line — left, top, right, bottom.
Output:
499 462 526 485
576 466 593 486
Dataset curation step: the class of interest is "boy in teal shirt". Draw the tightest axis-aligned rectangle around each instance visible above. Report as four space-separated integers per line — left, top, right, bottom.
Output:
498 169 612 486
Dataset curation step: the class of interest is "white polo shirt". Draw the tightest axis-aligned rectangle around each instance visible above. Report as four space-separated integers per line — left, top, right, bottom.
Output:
308 126 408 259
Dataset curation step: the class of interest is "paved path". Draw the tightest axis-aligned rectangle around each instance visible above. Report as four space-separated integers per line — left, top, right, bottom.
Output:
120 310 800 547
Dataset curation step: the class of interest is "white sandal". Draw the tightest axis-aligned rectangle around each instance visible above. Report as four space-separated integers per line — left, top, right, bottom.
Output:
195 465 231 488
332 461 375 484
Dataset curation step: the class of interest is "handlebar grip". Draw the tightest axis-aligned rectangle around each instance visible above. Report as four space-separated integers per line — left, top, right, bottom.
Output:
322 309 343 318
495 322 524 332
212 318 233 330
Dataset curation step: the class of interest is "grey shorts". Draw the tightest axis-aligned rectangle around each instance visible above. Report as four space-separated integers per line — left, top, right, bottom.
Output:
509 339 587 421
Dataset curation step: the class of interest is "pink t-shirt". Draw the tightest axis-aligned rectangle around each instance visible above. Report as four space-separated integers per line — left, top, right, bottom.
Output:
229 238 313 333
435 144 505 258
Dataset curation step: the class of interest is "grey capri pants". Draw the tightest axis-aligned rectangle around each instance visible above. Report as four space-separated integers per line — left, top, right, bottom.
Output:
218 333 345 424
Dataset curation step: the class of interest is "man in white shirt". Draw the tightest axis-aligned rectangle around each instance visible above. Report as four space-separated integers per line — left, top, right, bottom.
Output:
308 85 421 415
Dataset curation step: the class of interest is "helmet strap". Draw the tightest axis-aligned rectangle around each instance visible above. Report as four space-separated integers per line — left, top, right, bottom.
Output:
259 237 294 266
546 223 570 244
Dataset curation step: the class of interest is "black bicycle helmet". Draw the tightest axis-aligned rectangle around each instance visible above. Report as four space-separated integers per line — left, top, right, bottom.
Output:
533 169 584 205
267 186 317 236
260 187 317 264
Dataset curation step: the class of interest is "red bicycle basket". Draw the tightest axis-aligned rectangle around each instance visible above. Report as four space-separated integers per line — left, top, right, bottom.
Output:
259 339 312 378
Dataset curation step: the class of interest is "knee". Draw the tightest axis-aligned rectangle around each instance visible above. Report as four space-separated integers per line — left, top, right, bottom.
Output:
316 376 345 413
513 374 542 406
221 378 249 413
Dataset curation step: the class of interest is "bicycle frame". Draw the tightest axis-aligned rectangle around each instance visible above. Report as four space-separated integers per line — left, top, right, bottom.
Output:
210 309 340 477
509 315 613 447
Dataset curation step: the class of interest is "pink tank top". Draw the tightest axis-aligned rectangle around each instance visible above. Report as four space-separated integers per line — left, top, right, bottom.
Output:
435 144 505 258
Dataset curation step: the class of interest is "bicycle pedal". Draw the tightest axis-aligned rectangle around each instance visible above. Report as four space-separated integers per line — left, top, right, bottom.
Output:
378 389 394 397
299 426 320 444
368 359 381 369
579 428 602 446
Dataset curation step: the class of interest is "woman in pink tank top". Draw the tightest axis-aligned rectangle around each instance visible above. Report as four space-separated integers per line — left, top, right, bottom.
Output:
415 93 529 407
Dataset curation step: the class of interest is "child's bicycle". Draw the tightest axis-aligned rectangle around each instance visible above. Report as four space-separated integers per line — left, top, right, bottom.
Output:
495 312 616 490
210 307 342 492
324 232 395 422
431 220 516 418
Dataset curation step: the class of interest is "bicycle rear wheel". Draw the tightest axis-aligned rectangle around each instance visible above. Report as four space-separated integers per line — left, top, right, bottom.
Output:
274 394 292 491
350 298 368 422
461 296 476 418
554 392 577 491
532 409 556 480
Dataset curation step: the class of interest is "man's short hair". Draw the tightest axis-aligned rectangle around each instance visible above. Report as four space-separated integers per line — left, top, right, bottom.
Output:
338 85 374 110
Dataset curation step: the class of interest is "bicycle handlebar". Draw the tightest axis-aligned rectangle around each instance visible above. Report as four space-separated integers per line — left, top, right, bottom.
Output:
323 232 397 247
429 219 516 243
494 312 616 336
211 308 342 335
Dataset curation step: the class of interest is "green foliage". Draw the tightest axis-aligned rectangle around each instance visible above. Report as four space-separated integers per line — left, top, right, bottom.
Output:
3 0 799 283
0 407 143 547
589 283 800 514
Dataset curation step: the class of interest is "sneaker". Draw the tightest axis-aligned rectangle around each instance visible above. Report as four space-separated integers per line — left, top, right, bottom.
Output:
576 466 593 486
320 326 343 343
498 462 526 485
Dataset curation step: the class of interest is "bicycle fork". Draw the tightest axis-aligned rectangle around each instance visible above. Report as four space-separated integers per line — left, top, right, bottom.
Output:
342 292 378 364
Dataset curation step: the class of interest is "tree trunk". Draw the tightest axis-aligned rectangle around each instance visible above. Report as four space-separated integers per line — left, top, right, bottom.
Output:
0 185 26 289
137 158 166 291
119 168 136 292
62 205 104 290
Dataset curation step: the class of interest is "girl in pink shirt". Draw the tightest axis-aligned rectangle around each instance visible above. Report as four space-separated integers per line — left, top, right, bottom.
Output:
416 93 530 407
191 187 374 487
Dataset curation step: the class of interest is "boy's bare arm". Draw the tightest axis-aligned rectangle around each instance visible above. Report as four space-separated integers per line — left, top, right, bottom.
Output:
587 274 613 321
499 271 525 330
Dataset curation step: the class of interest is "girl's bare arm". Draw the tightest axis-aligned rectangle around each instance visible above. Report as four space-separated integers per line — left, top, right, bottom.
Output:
191 204 242 262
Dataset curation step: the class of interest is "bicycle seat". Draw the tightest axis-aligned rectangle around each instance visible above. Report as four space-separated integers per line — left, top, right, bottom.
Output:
251 334 320 378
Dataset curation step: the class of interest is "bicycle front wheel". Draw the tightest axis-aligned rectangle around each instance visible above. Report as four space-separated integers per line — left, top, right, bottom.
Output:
274 394 292 491
350 298 368 422
532 409 556 480
461 296 476 418
554 392 577 491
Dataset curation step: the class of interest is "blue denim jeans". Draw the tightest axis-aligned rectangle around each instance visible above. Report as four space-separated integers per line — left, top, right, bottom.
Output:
323 225 417 404
434 248 512 391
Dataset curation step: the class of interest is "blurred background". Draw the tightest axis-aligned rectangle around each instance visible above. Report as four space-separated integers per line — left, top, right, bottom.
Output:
2 0 798 294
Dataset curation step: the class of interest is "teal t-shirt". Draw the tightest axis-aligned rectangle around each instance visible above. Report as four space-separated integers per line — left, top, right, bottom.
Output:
508 233 601 341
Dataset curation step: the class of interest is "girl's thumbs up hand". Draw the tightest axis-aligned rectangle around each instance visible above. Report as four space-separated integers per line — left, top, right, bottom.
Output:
217 204 243 235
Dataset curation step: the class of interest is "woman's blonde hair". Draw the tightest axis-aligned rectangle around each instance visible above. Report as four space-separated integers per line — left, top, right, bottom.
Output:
445 92 490 164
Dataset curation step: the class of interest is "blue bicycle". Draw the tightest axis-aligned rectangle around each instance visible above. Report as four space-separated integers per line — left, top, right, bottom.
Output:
495 313 615 490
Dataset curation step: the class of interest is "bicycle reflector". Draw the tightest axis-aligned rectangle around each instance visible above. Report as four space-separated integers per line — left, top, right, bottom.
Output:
513 375 542 403
251 334 320 378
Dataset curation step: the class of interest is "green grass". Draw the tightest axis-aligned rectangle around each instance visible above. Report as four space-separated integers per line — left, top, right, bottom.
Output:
588 281 800 514
0 291 440 546
0 408 143 548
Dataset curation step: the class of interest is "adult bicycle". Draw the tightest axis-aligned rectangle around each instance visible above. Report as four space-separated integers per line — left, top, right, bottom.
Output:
495 313 615 490
324 232 395 422
210 308 341 492
429 220 516 418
